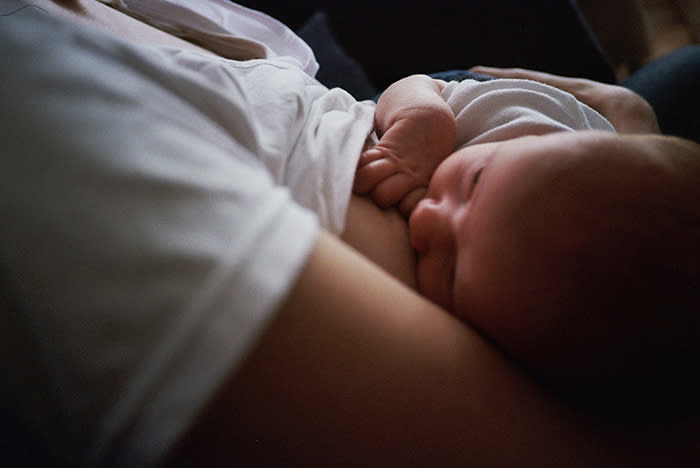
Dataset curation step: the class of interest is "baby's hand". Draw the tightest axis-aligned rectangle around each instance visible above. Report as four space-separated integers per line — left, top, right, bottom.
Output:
354 104 456 217
353 144 427 217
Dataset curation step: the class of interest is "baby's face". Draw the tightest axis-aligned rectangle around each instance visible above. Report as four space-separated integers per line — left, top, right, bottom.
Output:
409 133 556 315
408 131 680 320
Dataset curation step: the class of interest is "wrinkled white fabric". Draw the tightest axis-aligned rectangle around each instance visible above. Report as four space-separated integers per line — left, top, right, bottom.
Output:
443 78 615 149
0 5 372 468
99 0 319 75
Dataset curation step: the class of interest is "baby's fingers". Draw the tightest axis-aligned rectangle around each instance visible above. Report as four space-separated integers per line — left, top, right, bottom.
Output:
371 172 421 209
357 147 386 167
353 157 397 194
399 187 427 218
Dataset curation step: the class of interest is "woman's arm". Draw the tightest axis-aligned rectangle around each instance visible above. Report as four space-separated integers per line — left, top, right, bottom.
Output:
470 66 660 134
163 231 700 468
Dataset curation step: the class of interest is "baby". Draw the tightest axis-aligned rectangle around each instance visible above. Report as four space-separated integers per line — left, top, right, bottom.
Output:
354 74 700 421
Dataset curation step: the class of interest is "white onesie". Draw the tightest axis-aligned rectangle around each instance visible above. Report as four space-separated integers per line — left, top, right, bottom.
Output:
442 78 615 148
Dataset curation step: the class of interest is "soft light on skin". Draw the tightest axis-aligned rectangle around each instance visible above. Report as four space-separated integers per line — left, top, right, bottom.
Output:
410 131 598 324
409 130 700 408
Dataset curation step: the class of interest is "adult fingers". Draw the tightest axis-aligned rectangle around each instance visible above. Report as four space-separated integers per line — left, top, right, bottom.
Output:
469 66 596 96
470 66 581 85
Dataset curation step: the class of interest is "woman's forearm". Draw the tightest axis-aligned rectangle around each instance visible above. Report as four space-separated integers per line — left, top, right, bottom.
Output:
163 231 700 468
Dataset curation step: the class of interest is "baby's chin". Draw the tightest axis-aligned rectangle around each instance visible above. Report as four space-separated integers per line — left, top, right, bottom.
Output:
449 274 571 353
412 278 453 314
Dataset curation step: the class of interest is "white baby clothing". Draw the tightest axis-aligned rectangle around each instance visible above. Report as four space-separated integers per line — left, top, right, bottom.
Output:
443 77 615 149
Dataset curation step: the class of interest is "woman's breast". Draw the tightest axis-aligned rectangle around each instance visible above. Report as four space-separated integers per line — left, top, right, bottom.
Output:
341 195 417 289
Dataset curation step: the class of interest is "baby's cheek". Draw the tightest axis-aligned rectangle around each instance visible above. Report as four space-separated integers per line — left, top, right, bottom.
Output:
415 258 438 303
450 277 480 323
456 267 572 376
416 255 452 312
450 254 482 320
452 264 522 344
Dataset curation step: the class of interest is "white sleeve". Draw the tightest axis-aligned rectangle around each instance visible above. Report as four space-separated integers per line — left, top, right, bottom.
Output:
0 10 317 468
442 78 615 149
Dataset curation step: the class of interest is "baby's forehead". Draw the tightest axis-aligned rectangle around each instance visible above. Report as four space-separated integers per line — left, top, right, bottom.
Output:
499 132 675 181
505 131 624 162
492 133 668 221
511 132 698 233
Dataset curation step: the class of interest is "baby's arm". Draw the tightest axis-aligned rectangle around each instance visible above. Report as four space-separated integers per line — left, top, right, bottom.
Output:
353 75 457 216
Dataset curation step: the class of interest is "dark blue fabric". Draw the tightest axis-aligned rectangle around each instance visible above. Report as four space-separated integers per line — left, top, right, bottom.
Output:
428 70 496 83
623 45 700 143
296 11 378 99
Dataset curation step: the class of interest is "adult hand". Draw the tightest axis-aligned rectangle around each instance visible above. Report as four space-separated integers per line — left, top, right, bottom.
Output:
470 66 660 134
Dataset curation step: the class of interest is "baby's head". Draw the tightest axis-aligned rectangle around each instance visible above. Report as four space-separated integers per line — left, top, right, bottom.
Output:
409 130 700 418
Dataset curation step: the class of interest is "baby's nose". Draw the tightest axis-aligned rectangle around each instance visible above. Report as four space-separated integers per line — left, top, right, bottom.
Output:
409 198 449 252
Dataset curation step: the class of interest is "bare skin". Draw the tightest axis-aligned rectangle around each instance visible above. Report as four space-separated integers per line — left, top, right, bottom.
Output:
410 131 700 412
355 74 456 216
30 0 417 288
340 194 417 288
167 231 700 468
30 2 700 466
354 65 700 418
